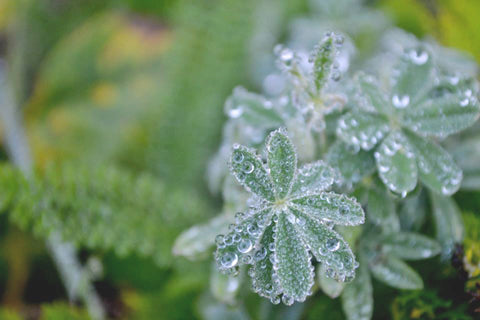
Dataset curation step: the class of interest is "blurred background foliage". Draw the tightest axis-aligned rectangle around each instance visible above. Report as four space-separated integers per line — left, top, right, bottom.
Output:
0 0 478 319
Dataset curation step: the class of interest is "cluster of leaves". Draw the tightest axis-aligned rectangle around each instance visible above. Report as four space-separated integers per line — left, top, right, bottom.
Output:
175 7 480 318
0 163 209 266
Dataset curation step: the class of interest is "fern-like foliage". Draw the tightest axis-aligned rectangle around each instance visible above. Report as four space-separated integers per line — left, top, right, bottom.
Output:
214 129 364 305
0 163 209 266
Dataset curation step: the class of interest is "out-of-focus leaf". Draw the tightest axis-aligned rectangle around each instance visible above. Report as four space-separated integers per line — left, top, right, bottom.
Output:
375 131 418 195
404 130 462 196
326 141 375 186
449 135 480 190
317 265 345 298
336 111 389 151
173 213 232 260
341 259 373 320
398 192 427 231
40 303 89 320
430 192 464 259
367 187 400 233
370 255 423 290
210 263 243 305
382 232 441 260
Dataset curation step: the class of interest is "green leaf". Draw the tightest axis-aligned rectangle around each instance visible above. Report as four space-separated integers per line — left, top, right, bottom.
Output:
310 32 342 92
289 207 357 282
317 265 345 298
289 161 336 197
367 187 400 233
215 208 272 273
382 232 441 260
210 264 243 305
275 212 314 303
326 141 375 186
224 87 284 127
391 46 434 105
370 255 423 290
398 192 427 231
354 71 392 115
337 111 390 150
290 192 364 226
230 145 275 201
250 223 281 302
374 131 418 195
173 213 232 260
430 193 464 258
404 130 462 196
266 128 297 199
341 259 373 320
402 81 480 137
0 163 210 266
449 135 480 190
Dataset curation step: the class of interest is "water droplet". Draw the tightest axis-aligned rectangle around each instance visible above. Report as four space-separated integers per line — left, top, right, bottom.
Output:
408 49 429 65
232 152 244 163
326 238 340 252
238 239 253 253
254 247 267 261
242 161 254 174
282 295 294 306
221 252 238 268
392 94 410 108
271 296 281 304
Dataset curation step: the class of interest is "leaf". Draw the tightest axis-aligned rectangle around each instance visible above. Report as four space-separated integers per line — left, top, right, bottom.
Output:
229 145 275 201
0 163 210 266
367 187 400 233
354 71 392 114
336 111 390 151
173 213 232 260
215 208 272 273
326 141 376 185
289 207 357 282
289 161 336 196
391 46 434 105
404 130 462 196
370 255 423 290
317 265 345 299
266 128 297 199
274 212 314 303
430 193 464 259
341 259 373 320
374 131 418 195
449 135 480 190
224 86 283 127
382 232 441 260
290 192 364 226
310 33 342 92
250 223 281 301
398 192 427 231
402 80 480 137
210 263 242 305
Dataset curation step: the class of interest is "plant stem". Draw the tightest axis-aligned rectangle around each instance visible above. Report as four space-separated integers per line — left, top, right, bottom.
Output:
0 62 105 319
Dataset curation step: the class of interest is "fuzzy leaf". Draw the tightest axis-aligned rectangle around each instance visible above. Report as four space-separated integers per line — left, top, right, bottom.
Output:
289 161 336 196
326 141 375 185
224 86 283 127
382 232 441 260
230 145 275 201
402 82 480 137
275 212 314 302
290 192 364 226
341 260 373 320
250 224 280 301
354 71 392 114
404 130 462 196
370 255 423 290
317 264 345 299
430 193 464 258
367 187 400 233
310 33 341 92
337 111 390 151
392 47 434 105
398 192 427 231
375 131 418 195
215 208 272 272
289 207 357 282
266 128 297 199
449 136 480 190
173 213 232 260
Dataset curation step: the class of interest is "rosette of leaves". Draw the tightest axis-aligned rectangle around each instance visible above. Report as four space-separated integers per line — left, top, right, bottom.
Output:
214 128 365 305
337 46 480 196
